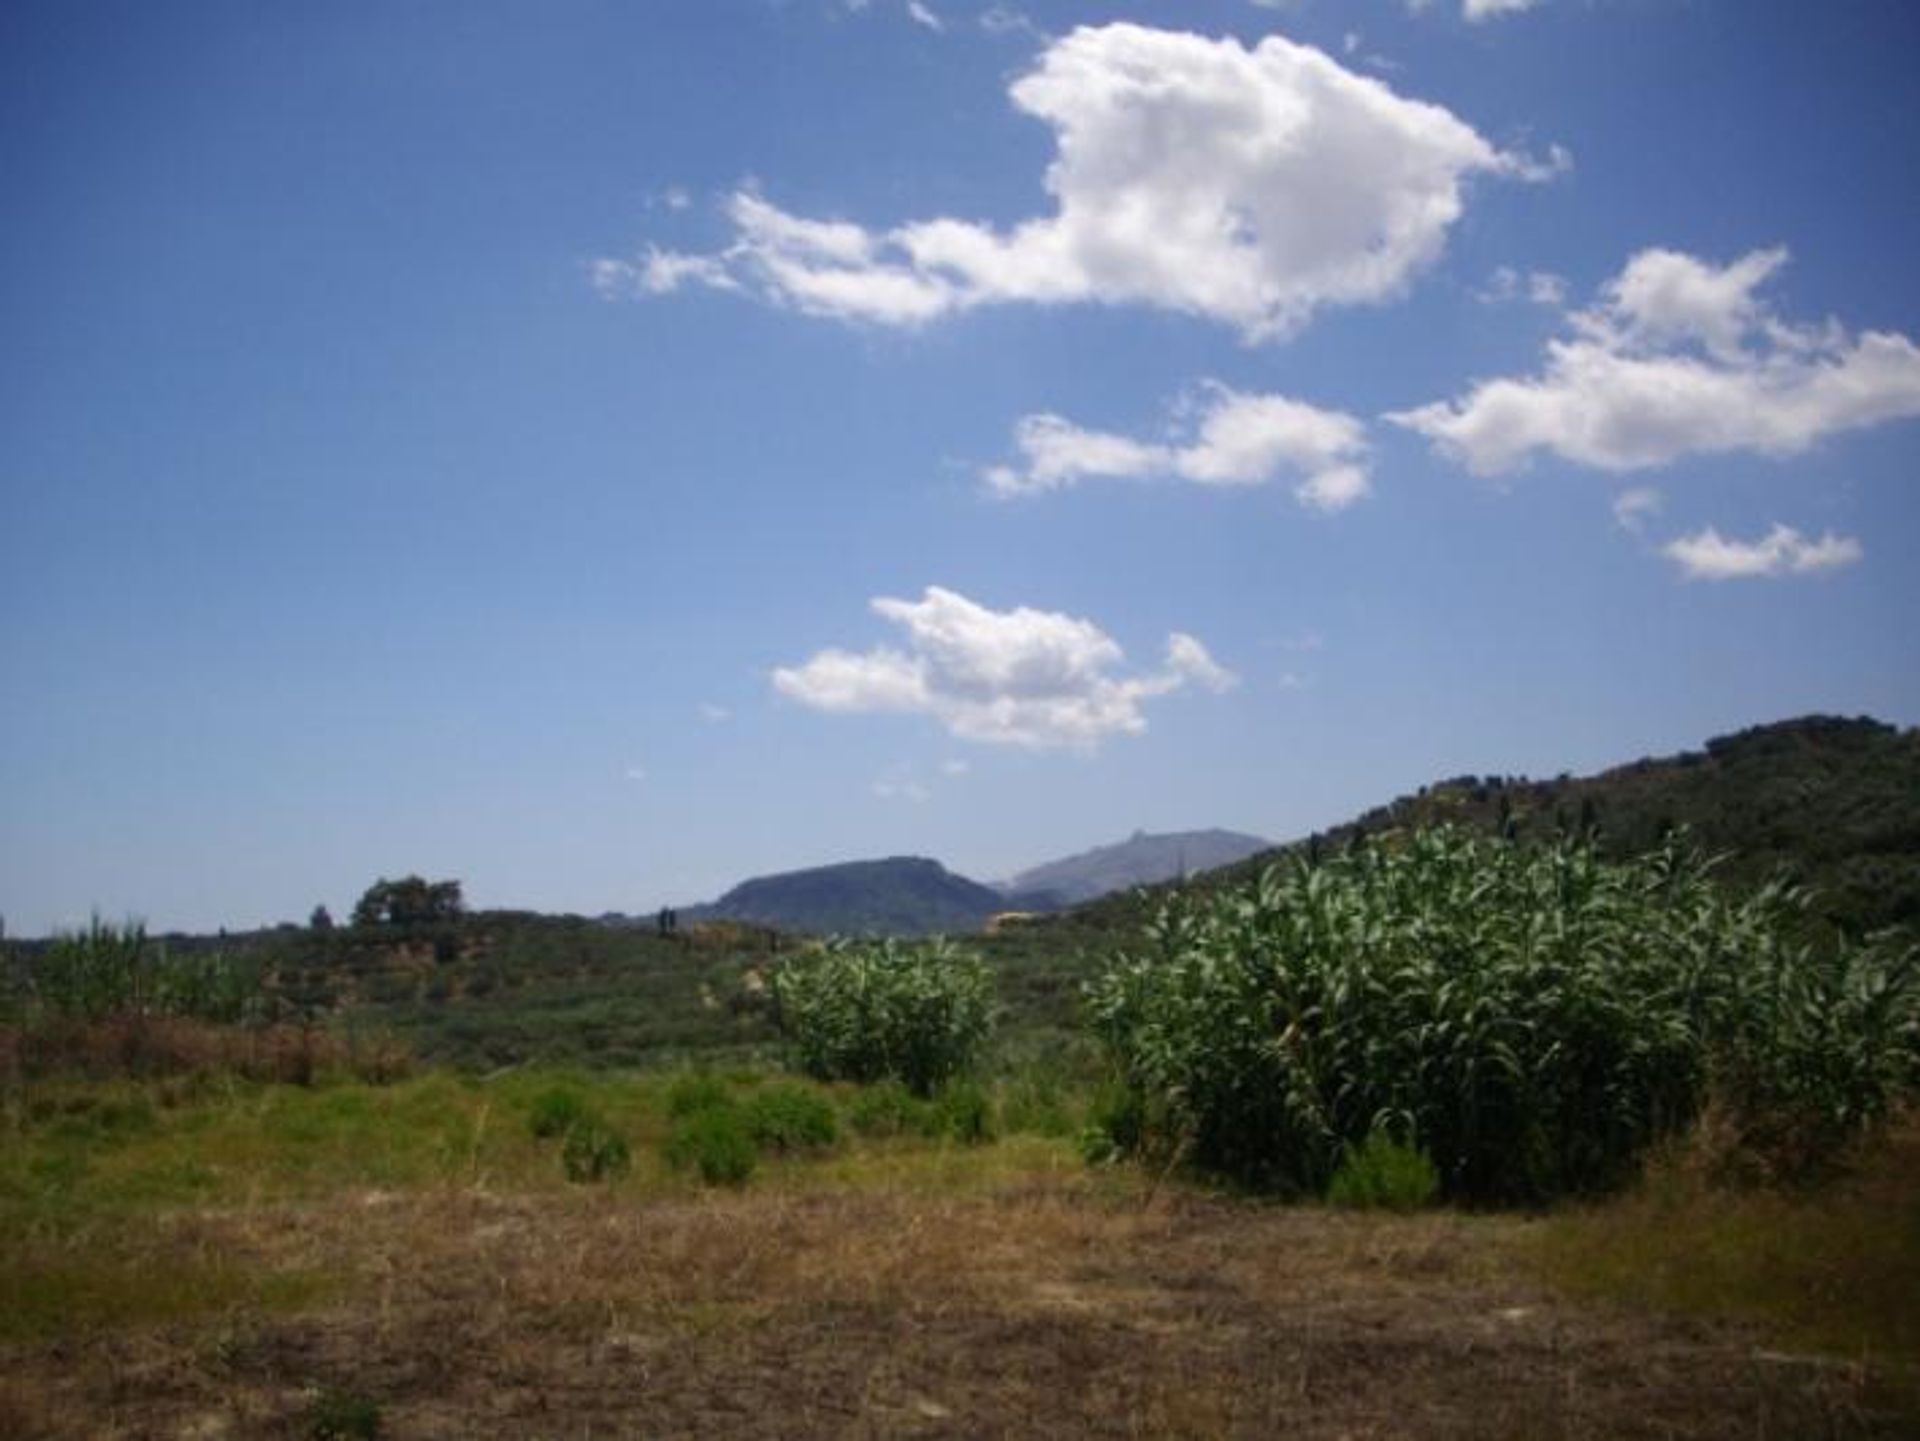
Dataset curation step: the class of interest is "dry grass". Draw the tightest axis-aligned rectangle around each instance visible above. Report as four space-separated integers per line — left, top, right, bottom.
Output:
3 1072 1916 1438
1534 1110 1920 1368
6 1172 1917 1437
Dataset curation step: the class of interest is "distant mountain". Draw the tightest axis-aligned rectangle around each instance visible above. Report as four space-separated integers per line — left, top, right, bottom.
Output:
1076 715 1920 939
999 828 1272 907
685 856 1011 937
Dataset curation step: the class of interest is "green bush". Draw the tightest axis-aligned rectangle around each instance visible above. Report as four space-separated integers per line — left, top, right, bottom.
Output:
527 1086 589 1139
665 1071 733 1119
770 938 992 1096
930 1079 993 1145
847 1079 935 1139
1085 828 1919 1204
664 1106 756 1187
1325 1130 1441 1212
742 1084 838 1153
560 1119 631 1183
22 918 258 1025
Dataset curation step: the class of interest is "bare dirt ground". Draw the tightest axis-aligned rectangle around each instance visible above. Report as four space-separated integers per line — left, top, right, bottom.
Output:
4 1177 1913 1439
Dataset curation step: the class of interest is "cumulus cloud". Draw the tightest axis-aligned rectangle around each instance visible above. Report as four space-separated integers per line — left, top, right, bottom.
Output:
1389 246 1920 474
599 24 1554 341
1662 524 1863 581
771 586 1235 749
987 383 1372 511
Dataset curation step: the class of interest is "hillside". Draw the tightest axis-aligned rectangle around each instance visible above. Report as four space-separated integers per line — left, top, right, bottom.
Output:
1073 715 1920 938
999 828 1271 906
688 856 1011 937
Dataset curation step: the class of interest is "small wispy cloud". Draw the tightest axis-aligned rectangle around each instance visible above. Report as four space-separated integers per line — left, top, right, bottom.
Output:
906 1 944 32
1477 265 1568 307
1612 486 1663 533
624 765 649 783
698 702 732 723
1661 523 1862 581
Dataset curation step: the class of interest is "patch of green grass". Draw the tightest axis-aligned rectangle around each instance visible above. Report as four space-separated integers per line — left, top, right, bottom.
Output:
1325 1130 1440 1212
0 1245 330 1343
664 1106 756 1187
1535 1120 1920 1363
742 1083 838 1153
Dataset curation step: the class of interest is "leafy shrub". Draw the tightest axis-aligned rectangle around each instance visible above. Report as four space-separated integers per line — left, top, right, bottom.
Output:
561 1119 631 1183
1086 828 1920 1204
742 1083 838 1153
666 1071 733 1119
770 938 992 1096
930 1079 993 1145
1079 1081 1163 1166
997 1070 1077 1138
665 1106 756 1187
1325 1130 1441 1211
848 1079 934 1138
527 1086 589 1139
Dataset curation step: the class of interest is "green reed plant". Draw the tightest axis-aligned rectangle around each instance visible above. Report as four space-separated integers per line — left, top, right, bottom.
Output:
1085 827 1918 1204
770 938 992 1096
23 918 257 1024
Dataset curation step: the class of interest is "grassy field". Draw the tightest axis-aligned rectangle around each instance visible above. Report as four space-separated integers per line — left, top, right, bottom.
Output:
3 1064 1916 1439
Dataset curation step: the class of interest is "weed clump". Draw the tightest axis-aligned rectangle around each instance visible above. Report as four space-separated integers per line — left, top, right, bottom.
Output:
526 1086 589 1139
665 1106 756 1187
931 1079 993 1145
1325 1130 1440 1212
666 1071 733 1119
561 1119 632 1183
742 1083 838 1153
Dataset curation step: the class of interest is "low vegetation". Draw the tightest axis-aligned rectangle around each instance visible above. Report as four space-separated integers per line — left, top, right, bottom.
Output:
1087 828 1918 1203
770 936 993 1094
4 758 1918 1435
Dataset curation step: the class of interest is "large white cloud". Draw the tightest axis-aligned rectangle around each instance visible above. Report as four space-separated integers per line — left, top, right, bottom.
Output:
1388 246 1920 474
1662 524 1863 581
771 586 1236 748
598 24 1553 341
986 383 1371 511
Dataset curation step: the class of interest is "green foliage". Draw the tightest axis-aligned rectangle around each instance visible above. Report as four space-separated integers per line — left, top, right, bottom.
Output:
847 1079 934 1139
770 938 992 1095
665 1071 734 1119
1079 1081 1161 1167
20 918 258 1025
1086 827 1920 1204
350 876 464 931
1325 1130 1440 1212
930 1078 993 1145
526 1086 589 1139
305 1387 382 1440
560 1119 631 1183
664 1106 756 1187
742 1083 838 1153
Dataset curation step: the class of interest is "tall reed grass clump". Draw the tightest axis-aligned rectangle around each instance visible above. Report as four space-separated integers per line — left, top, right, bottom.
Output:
1085 828 1918 1205
770 938 992 1096
14 918 257 1024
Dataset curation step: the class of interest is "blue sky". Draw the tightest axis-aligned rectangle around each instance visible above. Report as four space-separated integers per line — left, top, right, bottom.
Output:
4 0 1918 935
